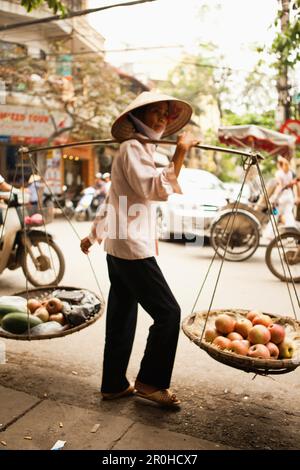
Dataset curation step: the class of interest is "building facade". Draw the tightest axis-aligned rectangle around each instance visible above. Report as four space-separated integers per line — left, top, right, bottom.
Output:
0 0 105 191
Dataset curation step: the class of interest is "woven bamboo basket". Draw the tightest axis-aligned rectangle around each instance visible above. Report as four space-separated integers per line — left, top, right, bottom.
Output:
0 286 105 341
182 309 300 375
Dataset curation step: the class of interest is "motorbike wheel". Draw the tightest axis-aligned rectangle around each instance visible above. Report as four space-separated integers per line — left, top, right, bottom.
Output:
210 211 260 261
265 231 300 283
21 233 65 287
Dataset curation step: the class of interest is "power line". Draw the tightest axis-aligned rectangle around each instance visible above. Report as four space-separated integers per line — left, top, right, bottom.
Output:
49 45 185 55
0 54 272 76
0 0 157 32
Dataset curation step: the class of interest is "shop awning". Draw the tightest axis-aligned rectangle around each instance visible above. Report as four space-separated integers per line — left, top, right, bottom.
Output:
218 124 296 158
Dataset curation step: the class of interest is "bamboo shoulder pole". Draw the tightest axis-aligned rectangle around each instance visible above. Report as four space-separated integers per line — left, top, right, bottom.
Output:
18 138 264 160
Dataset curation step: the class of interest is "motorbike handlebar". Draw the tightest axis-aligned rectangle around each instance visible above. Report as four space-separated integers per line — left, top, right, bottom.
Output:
0 191 29 205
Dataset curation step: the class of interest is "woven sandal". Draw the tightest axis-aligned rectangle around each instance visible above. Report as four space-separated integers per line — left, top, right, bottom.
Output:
135 389 181 408
102 384 135 400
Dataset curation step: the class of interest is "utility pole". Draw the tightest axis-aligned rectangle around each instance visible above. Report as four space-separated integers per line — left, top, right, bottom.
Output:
276 0 292 126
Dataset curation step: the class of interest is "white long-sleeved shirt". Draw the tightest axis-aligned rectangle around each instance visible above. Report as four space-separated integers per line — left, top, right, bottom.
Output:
88 136 182 260
0 174 4 184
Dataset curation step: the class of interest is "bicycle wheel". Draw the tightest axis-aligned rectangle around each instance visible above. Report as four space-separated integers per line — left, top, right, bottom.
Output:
210 211 260 261
265 231 300 282
21 233 65 287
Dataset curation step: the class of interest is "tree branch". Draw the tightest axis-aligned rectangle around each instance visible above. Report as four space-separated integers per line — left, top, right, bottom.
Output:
0 0 157 32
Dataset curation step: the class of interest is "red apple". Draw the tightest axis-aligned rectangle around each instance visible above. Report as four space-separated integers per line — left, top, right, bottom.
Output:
227 332 243 341
266 342 279 359
230 339 249 356
248 344 270 359
278 340 295 359
215 314 236 335
204 327 219 343
241 339 250 348
212 336 232 350
268 324 285 344
246 310 262 322
234 318 253 338
46 298 63 315
252 314 273 327
248 325 271 345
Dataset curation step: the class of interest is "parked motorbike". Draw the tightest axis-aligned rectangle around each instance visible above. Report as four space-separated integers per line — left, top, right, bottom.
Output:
0 192 65 287
52 185 81 219
74 187 106 221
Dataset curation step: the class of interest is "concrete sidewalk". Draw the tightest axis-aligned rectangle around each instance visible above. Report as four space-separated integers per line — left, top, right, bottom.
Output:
0 385 233 450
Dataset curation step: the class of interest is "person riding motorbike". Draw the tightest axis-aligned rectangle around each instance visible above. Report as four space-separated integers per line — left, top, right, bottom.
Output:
0 174 21 225
0 174 13 193
0 175 65 286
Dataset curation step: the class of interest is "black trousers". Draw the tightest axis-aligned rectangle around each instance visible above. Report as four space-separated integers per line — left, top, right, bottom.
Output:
101 254 181 393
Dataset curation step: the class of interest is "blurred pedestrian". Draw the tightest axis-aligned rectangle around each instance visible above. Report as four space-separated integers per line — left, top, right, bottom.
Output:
102 172 111 193
27 174 44 216
245 165 260 203
263 156 296 239
271 156 296 226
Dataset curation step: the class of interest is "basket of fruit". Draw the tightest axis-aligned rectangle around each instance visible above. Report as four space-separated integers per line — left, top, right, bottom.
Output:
0 286 104 340
182 309 300 374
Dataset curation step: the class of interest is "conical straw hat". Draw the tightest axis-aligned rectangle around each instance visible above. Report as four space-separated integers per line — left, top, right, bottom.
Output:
111 91 193 142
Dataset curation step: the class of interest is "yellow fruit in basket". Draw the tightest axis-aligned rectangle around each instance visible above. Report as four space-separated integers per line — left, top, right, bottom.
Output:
266 342 279 359
234 319 253 338
49 312 65 325
278 340 294 359
268 324 285 344
204 328 219 343
248 325 271 345
27 298 42 313
33 306 49 322
248 344 270 359
212 336 232 350
252 314 273 327
230 339 249 356
215 314 236 335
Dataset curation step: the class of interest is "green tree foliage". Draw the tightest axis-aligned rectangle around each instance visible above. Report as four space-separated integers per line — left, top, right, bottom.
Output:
270 0 300 72
222 110 275 129
20 0 66 15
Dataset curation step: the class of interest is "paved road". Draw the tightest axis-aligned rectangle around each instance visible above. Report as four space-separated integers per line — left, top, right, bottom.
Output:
1 219 300 449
